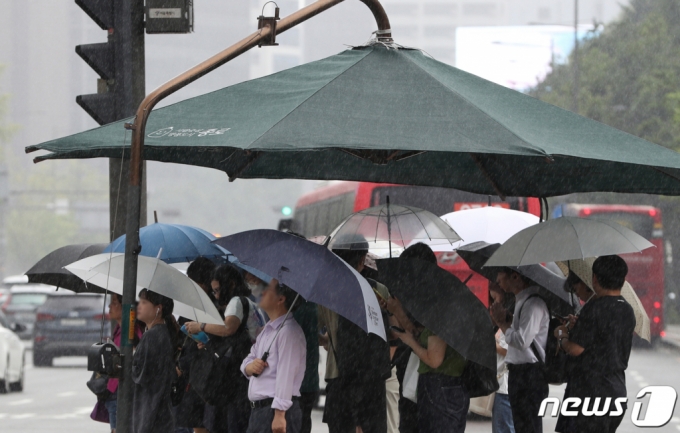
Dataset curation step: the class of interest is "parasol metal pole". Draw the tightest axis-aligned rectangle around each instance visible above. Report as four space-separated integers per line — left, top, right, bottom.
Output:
117 2 392 432
386 195 392 258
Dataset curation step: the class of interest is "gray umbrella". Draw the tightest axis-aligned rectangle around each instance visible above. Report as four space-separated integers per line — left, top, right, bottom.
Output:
458 241 579 316
484 217 654 267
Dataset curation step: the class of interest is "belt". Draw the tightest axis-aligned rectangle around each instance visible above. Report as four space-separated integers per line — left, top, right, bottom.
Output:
507 362 541 371
250 396 300 409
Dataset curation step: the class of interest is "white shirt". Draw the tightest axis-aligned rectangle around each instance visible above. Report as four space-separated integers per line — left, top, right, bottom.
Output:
504 286 549 365
496 329 509 394
225 296 266 342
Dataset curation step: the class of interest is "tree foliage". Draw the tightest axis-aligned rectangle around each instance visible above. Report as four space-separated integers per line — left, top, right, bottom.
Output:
531 0 680 150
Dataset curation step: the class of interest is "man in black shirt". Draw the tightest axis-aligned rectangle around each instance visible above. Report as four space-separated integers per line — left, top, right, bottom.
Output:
555 255 636 433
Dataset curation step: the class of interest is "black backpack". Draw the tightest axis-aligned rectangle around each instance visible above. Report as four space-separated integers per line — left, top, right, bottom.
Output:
189 296 253 405
518 294 567 385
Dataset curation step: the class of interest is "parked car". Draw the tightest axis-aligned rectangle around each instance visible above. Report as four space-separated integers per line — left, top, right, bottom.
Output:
3 285 56 340
33 293 109 367
0 309 26 393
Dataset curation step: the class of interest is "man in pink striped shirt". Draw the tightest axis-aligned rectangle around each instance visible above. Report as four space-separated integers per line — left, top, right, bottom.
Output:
241 279 307 433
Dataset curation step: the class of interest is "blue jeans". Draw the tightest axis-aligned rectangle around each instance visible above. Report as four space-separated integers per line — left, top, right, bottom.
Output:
493 393 515 433
417 373 469 433
104 393 118 430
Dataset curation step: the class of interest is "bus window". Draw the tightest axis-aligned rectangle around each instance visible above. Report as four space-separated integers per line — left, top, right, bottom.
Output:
370 185 520 216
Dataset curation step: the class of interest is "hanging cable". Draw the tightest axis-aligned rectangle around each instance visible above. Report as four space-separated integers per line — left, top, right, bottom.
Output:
99 129 130 344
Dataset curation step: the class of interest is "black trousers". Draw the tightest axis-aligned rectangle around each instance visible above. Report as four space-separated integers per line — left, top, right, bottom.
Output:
507 363 549 433
246 401 302 433
299 391 319 433
324 379 387 433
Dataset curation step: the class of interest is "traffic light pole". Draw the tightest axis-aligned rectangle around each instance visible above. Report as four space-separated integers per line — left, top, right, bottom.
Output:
110 0 147 243
117 1 391 432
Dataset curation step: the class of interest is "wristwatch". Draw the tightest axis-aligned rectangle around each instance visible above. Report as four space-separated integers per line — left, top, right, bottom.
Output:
200 323 206 331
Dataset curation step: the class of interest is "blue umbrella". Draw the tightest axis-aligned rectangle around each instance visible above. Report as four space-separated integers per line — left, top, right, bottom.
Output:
214 229 386 340
104 223 229 264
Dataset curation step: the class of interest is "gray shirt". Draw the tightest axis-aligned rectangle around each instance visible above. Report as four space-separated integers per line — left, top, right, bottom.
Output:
504 286 549 365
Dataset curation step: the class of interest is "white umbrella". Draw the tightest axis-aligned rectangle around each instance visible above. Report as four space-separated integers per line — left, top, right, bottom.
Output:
415 207 539 252
65 253 224 325
485 217 655 267
328 201 461 257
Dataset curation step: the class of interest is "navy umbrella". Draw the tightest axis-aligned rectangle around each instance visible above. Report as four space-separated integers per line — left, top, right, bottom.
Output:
104 223 229 264
213 229 386 339
25 243 108 293
376 257 496 371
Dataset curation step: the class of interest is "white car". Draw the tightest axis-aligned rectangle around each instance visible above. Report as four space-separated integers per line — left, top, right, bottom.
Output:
0 309 26 393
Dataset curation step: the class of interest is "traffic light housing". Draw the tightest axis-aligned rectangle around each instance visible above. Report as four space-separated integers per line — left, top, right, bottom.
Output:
75 0 116 125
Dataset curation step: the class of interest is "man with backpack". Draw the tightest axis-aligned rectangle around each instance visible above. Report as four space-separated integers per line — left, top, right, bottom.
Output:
490 268 550 433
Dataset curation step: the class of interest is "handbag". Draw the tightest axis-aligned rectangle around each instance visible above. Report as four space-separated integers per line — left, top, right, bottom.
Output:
469 393 496 418
461 361 499 398
86 371 110 398
402 352 420 403
90 400 110 423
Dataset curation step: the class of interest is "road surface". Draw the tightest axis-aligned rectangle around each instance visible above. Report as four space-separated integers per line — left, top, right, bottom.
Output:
1 346 679 432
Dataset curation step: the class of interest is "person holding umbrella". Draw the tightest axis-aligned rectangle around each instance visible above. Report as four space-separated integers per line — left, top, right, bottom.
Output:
390 243 471 433
184 264 264 433
553 256 636 433
324 235 391 433
490 268 550 433
132 289 180 433
241 279 306 433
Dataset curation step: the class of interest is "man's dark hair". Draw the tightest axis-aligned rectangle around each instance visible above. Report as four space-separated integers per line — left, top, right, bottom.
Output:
274 283 302 312
187 257 216 287
213 264 249 306
500 267 534 286
592 255 628 290
400 242 437 265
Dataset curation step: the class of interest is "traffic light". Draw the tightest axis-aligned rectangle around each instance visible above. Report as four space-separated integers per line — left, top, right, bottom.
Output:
75 0 117 125
281 206 293 216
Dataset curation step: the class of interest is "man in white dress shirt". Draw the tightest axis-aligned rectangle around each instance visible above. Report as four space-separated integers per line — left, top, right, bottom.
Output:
490 268 550 433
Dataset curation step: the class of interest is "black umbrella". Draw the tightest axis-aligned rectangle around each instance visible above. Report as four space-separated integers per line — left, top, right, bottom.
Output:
25 243 108 293
376 258 496 371
457 241 578 317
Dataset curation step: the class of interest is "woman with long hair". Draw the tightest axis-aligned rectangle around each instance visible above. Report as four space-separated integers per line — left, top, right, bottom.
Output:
132 289 180 433
184 264 265 433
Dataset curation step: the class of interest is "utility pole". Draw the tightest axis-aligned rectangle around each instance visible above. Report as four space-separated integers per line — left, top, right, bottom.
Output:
573 0 579 113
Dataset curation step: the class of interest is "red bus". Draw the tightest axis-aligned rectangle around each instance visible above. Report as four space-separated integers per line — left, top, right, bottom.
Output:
555 203 665 342
291 181 540 306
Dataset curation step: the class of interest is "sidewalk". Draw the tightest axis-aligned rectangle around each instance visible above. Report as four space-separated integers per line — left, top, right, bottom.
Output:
662 324 680 349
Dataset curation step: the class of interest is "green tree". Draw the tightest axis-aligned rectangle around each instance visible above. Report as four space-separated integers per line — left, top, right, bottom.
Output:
532 0 680 150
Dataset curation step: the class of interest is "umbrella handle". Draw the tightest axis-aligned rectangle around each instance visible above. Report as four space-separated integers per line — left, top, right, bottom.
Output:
252 351 269 378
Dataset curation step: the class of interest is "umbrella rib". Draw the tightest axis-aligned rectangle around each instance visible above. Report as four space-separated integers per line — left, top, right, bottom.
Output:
470 154 507 200
246 51 373 150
